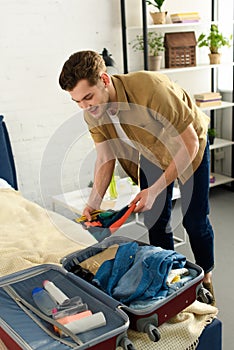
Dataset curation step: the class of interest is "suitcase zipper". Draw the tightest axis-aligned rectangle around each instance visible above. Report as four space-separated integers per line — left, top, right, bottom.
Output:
3 285 83 348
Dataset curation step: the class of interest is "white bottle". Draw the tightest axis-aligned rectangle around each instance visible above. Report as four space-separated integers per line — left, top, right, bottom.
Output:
57 312 106 336
32 287 57 316
43 280 69 305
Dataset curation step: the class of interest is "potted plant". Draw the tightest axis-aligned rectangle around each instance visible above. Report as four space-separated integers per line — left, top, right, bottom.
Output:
146 0 167 24
130 31 164 70
208 128 217 145
197 24 232 64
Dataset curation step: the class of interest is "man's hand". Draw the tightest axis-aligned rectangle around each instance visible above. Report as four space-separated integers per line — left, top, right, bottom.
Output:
82 205 96 222
130 187 158 213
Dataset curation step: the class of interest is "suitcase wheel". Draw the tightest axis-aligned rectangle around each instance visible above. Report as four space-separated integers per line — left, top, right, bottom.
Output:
119 335 137 350
136 316 161 342
144 323 161 342
197 286 214 304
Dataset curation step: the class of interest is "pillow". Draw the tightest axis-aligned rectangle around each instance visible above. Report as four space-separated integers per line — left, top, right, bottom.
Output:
0 178 13 189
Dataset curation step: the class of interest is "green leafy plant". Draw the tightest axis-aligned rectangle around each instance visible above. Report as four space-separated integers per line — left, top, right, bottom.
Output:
208 128 217 137
130 31 164 56
208 128 217 145
145 0 166 12
197 24 232 54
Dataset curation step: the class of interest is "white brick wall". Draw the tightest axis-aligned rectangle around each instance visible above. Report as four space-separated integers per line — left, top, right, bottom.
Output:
0 0 123 207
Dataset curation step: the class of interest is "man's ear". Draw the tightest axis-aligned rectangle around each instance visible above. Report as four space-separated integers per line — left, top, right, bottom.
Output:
100 72 111 87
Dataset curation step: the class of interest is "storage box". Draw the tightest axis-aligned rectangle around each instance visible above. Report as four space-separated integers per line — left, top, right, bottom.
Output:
164 31 196 68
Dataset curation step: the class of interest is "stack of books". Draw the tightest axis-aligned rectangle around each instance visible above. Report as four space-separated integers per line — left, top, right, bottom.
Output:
170 12 200 23
194 92 222 108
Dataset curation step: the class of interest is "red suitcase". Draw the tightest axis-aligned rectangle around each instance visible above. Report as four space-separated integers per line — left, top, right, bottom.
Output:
62 236 204 341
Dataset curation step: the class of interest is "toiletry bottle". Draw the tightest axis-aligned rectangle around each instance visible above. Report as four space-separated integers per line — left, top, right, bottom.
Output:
32 287 57 316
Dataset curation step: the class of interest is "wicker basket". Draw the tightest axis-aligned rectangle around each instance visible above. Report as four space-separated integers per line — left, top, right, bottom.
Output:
164 31 196 68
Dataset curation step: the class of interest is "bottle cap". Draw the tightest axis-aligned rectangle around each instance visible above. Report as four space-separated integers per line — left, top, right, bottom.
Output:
32 287 43 295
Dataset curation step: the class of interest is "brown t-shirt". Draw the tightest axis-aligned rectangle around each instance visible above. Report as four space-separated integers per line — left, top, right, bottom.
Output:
84 71 210 184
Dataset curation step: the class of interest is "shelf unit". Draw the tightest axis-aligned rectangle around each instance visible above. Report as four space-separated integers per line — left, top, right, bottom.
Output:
157 63 234 75
120 0 234 190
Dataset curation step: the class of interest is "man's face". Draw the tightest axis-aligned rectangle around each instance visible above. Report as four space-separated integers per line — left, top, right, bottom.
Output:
69 77 110 119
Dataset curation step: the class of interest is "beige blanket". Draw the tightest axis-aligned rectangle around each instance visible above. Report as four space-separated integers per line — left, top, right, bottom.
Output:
0 189 96 277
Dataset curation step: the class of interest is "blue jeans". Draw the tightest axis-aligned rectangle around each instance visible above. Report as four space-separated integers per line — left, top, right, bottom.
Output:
140 140 214 274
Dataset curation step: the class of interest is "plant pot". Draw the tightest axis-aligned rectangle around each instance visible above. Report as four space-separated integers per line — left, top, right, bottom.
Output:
209 53 221 64
150 11 167 25
208 135 215 145
148 55 162 71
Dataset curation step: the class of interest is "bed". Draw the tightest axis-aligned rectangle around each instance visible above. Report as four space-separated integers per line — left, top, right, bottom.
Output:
0 115 98 278
0 185 98 277
0 115 220 350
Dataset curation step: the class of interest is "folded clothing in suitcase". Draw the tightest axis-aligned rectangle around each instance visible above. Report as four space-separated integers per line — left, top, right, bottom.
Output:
0 264 132 350
62 236 204 341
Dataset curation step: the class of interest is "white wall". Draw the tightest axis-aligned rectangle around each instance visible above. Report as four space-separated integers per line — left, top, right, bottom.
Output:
0 0 123 206
1 0 232 208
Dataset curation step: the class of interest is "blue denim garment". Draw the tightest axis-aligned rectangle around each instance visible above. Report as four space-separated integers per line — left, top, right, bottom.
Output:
129 267 198 309
93 242 139 295
93 242 186 304
112 245 163 302
129 297 165 310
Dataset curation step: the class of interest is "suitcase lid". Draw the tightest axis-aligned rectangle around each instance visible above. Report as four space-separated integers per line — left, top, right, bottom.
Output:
0 264 130 350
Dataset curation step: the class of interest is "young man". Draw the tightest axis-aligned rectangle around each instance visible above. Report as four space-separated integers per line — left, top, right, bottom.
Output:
59 50 215 304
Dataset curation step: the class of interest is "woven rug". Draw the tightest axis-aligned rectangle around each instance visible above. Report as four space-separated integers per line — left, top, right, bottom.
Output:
117 300 218 350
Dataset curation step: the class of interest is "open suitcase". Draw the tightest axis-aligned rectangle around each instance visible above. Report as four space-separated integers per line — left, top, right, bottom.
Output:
0 264 135 350
61 236 204 342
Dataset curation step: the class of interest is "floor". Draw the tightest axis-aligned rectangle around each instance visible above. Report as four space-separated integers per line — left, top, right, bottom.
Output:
115 186 234 350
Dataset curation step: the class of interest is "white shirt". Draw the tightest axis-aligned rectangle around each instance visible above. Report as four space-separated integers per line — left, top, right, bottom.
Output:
107 110 136 149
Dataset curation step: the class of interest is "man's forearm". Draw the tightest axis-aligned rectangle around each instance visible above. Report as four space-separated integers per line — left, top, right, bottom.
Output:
152 147 196 197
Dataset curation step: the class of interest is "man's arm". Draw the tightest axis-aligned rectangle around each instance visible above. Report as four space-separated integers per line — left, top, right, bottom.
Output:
83 141 116 220
131 123 199 212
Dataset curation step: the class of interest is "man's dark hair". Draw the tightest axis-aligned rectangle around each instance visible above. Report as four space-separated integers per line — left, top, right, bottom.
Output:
59 50 106 91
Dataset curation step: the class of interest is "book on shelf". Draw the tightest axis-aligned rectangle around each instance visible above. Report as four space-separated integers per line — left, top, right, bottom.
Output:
196 98 222 103
195 100 222 108
194 92 221 101
170 12 200 17
170 12 200 23
172 19 200 23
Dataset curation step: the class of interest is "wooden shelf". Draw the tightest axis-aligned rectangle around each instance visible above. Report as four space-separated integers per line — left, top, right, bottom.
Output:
172 173 234 198
210 138 234 150
157 62 234 74
199 101 234 111
128 20 219 31
210 173 234 187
